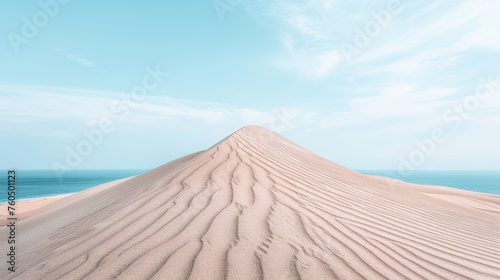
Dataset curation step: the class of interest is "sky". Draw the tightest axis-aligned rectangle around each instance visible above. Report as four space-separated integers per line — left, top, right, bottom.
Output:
1 0 499 173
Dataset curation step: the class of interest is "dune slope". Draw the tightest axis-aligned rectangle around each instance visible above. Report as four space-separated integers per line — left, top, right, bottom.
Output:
1 126 499 279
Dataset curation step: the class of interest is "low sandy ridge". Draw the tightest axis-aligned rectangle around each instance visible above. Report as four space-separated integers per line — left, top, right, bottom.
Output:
0 177 132 227
1 126 499 279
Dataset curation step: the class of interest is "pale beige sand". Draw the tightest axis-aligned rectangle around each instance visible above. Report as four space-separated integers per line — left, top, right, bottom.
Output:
0 177 132 227
1 126 499 279
0 194 70 225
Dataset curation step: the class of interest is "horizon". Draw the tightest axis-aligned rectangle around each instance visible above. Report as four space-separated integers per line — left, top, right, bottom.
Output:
1 1 499 173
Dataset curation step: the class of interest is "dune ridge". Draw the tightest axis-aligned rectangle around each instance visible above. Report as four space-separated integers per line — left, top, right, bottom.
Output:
1 126 499 279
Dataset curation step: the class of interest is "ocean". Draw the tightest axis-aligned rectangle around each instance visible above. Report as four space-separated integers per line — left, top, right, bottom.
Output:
1 169 499 202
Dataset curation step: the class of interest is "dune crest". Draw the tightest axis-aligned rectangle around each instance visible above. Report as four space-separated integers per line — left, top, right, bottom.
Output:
1 126 499 279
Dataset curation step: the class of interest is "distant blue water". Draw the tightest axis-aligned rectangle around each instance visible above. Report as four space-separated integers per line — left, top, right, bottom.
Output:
359 170 500 195
1 170 498 203
0 170 147 202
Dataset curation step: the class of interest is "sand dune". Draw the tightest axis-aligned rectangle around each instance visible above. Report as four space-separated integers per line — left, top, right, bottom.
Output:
1 126 499 279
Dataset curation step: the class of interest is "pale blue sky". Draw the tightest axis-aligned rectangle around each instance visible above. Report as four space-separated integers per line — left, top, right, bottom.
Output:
1 0 499 171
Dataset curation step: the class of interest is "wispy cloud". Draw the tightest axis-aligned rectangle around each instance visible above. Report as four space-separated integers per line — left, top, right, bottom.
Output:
54 48 105 71
252 0 341 79
254 0 500 81
0 85 315 137
317 84 458 129
358 1 500 64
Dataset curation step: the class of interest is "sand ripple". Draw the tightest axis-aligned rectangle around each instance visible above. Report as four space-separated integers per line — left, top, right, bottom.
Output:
1 126 499 279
